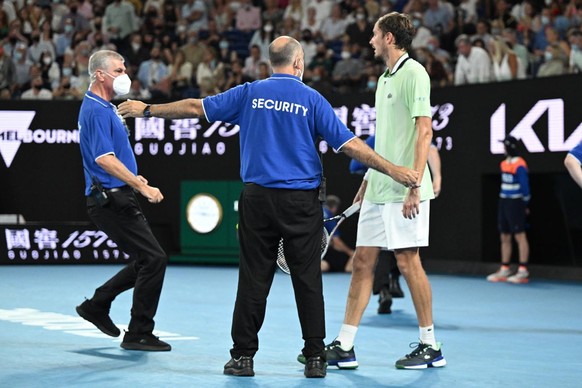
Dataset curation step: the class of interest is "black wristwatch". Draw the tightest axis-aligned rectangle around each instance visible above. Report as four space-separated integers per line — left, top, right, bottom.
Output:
143 104 152 118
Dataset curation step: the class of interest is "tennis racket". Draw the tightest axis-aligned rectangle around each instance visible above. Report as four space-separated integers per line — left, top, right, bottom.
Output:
276 202 361 274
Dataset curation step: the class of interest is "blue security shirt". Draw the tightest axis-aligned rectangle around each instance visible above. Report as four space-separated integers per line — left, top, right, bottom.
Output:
78 91 137 196
202 73 356 189
568 141 582 165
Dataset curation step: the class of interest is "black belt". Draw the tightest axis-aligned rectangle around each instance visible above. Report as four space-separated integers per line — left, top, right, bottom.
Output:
105 186 131 193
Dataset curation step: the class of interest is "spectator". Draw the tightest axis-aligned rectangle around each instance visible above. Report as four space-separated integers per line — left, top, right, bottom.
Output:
305 0 332 26
211 0 234 33
331 43 365 94
180 31 209 75
137 45 169 98
249 22 276 59
568 29 582 73
299 29 317 66
306 64 334 95
103 0 138 53
411 12 433 50
180 0 209 33
21 75 53 99
243 44 268 79
454 34 492 85
471 18 495 47
39 50 60 89
256 61 270 80
344 7 373 49
320 3 349 43
536 42 567 77
262 0 284 28
0 43 15 95
27 29 56 64
0 9 8 40
52 75 83 100
162 0 180 34
165 49 194 99
307 42 334 74
283 0 303 25
423 0 455 50
11 42 31 97
416 47 451 87
124 33 150 75
488 36 526 81
196 47 225 97
59 1 90 34
124 78 152 100
223 58 252 90
502 27 530 77
235 0 261 32
55 17 75 59
300 7 321 36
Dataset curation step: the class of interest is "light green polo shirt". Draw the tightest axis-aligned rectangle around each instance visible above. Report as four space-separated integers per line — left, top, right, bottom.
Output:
365 53 435 204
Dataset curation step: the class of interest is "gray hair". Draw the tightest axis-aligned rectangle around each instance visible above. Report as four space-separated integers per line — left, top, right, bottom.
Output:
88 50 124 83
269 37 302 68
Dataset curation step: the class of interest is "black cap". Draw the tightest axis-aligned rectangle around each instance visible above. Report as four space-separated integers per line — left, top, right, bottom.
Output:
501 136 518 149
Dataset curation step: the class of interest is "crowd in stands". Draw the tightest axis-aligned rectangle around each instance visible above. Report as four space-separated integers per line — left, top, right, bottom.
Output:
0 0 580 101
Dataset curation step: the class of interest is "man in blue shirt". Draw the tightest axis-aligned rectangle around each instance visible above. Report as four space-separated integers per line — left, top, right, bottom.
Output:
76 50 171 352
118 36 419 378
565 141 582 189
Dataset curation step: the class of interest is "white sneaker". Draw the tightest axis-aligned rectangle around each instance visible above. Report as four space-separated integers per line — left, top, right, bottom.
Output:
486 266 512 282
507 268 529 284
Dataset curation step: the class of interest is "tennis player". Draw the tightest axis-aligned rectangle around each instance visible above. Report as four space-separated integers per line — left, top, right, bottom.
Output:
303 12 446 370
118 36 419 378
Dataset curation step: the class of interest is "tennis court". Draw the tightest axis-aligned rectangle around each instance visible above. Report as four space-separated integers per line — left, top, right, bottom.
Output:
1 264 580 387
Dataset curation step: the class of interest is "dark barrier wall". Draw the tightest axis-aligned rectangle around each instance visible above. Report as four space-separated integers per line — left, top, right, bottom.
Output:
1 74 581 266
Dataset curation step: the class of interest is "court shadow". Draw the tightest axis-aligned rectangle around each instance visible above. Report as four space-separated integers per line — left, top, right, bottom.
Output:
70 347 147 362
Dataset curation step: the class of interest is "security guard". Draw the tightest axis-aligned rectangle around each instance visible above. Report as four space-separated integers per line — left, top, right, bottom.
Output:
118 36 419 378
76 50 170 352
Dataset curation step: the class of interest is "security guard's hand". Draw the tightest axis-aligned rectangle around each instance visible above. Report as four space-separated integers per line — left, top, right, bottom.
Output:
118 99 147 118
391 166 420 189
140 185 164 204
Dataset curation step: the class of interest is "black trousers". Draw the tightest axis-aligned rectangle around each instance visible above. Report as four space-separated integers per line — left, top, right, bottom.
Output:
231 184 325 360
86 187 167 334
373 250 399 295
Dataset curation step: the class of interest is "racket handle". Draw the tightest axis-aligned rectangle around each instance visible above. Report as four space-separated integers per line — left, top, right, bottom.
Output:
342 202 361 219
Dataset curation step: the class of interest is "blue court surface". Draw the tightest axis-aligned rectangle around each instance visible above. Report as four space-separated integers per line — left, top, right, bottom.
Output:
1 264 581 388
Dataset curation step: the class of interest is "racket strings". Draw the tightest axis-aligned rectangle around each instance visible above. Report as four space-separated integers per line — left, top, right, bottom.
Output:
276 228 329 275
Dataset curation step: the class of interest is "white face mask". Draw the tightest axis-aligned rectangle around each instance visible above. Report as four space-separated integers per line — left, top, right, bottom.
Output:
104 72 132 95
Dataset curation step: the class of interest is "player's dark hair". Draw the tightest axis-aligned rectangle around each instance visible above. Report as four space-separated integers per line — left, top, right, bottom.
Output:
376 12 414 52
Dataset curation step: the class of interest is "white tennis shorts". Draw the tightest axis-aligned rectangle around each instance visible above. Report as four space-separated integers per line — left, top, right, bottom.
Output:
356 199 430 250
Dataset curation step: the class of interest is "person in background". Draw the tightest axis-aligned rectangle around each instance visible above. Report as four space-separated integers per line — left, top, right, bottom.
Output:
564 141 582 189
487 136 531 284
117 35 420 379
454 34 492 85
75 49 170 352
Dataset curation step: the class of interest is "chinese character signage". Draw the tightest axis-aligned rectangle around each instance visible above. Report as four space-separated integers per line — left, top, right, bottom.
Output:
1 225 130 264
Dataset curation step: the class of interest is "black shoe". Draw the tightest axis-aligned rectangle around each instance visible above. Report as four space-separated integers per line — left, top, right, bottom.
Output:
224 356 254 376
389 276 405 298
76 299 120 337
304 356 327 378
378 287 393 314
120 332 171 351
395 342 447 369
297 340 358 369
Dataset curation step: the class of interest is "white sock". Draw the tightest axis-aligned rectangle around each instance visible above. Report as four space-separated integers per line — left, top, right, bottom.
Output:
419 324 436 348
336 324 358 350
